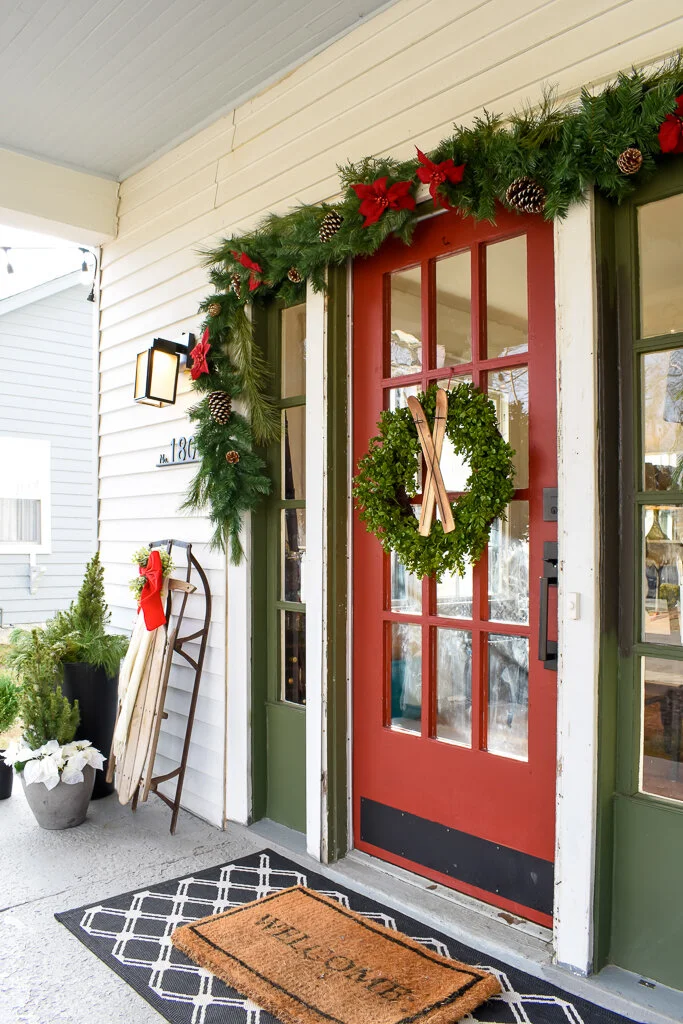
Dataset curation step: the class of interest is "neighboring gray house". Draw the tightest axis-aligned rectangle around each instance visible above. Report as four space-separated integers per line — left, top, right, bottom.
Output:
0 271 96 625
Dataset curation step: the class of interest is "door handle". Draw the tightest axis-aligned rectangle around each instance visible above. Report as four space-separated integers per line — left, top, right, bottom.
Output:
538 541 558 671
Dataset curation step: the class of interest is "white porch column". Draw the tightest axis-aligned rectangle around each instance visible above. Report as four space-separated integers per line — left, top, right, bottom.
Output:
553 197 600 973
305 280 329 861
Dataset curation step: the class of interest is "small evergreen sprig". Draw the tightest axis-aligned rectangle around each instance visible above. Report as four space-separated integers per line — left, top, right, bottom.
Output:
129 546 175 601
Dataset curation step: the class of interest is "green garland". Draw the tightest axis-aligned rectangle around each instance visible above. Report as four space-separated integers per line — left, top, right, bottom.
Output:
353 384 515 580
184 57 683 558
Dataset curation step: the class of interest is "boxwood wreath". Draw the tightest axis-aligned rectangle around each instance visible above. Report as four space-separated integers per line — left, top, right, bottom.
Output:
353 383 515 580
182 56 683 564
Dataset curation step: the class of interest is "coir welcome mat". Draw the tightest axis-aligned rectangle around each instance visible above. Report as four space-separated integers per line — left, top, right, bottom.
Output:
56 848 643 1024
171 884 500 1024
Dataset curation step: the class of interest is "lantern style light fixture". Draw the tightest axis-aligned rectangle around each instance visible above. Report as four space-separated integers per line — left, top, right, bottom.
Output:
134 333 195 407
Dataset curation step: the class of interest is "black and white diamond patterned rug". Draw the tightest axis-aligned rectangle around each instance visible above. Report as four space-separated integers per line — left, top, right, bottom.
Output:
56 848 640 1024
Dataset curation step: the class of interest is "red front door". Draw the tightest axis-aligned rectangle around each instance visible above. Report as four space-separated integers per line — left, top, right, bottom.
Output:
352 206 557 927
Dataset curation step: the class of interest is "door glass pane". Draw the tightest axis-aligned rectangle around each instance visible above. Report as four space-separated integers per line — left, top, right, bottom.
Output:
486 236 528 358
390 267 422 377
436 629 472 745
641 656 683 803
642 348 683 490
642 506 683 645
390 551 421 614
436 251 471 368
436 561 473 619
437 376 472 492
488 634 529 760
488 367 529 488
281 304 306 398
282 509 306 603
489 501 529 624
387 383 419 411
390 622 421 733
282 610 306 705
638 193 683 339
282 406 305 499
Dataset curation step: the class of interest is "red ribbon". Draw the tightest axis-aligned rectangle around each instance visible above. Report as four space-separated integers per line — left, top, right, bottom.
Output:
231 250 263 291
189 329 211 380
138 550 166 631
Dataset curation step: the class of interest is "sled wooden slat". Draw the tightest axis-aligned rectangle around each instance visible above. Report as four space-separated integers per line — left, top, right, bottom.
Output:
140 626 178 803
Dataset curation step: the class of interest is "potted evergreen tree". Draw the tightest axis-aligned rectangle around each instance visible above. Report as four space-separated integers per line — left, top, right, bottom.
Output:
3 631 104 829
8 554 128 799
0 675 20 800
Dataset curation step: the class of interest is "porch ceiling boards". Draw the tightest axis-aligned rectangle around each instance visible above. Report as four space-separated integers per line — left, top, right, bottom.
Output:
0 0 396 180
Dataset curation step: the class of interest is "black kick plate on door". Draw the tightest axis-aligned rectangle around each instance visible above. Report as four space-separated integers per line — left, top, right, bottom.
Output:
360 798 554 915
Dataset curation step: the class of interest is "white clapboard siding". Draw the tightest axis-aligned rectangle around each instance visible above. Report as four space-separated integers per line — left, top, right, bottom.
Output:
0 278 96 624
99 0 683 829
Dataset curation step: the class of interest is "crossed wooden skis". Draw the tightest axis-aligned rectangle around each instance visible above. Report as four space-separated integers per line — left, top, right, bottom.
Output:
406 387 455 536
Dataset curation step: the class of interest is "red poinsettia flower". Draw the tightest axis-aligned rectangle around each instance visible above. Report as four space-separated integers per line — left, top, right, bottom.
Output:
659 95 683 155
415 148 466 208
351 177 416 227
189 328 211 380
231 250 263 291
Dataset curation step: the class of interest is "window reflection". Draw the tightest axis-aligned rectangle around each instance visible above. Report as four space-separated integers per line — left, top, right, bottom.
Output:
281 304 306 397
390 267 422 377
638 193 683 339
436 629 472 745
282 610 306 706
390 622 421 733
391 551 421 614
488 634 529 760
283 509 305 603
436 251 471 367
489 502 529 624
486 236 528 358
642 349 683 491
282 406 305 500
488 367 529 489
642 656 683 802
643 506 683 645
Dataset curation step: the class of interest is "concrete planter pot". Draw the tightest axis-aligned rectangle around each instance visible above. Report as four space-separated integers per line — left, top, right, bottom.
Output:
21 764 95 829
0 757 13 800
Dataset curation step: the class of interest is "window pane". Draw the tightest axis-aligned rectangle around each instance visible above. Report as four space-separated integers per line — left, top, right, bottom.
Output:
282 406 305 499
436 628 472 745
437 376 472 492
436 561 473 619
281 610 306 705
0 498 41 543
642 506 683 644
489 502 529 624
390 622 421 733
488 634 528 760
282 509 306 603
488 367 529 489
281 304 306 398
486 236 528 358
642 348 683 490
638 193 683 339
390 551 421 614
436 251 471 368
390 267 422 377
642 656 683 803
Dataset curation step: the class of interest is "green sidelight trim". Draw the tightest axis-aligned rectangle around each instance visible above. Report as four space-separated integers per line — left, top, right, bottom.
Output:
325 263 349 862
595 161 683 986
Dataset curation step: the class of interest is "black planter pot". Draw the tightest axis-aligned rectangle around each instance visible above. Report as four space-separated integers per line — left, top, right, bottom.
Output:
0 758 13 800
62 663 118 799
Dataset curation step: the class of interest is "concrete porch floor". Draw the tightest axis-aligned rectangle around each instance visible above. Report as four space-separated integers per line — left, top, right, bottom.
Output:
1 792 682 1024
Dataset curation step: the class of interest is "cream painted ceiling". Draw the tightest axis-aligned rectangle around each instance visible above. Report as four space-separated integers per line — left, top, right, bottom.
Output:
0 0 396 180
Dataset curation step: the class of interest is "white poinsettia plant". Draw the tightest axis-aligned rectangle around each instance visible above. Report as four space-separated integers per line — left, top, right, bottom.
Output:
2 739 105 790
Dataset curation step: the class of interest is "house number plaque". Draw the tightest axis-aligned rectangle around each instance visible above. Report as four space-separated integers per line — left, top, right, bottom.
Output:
156 436 199 468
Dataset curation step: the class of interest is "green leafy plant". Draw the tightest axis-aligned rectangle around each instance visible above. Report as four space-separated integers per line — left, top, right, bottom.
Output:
0 675 20 737
659 583 680 611
353 383 515 580
9 630 79 751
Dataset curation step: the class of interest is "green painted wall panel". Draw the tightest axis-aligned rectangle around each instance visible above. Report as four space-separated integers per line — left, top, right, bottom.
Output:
611 794 683 987
265 700 306 831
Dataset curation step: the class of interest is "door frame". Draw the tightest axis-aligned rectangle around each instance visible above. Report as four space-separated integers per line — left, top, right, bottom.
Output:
223 200 601 976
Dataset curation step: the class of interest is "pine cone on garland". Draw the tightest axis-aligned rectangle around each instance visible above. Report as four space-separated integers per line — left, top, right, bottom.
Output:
505 176 547 215
287 267 302 283
230 274 241 295
207 391 232 425
207 302 222 318
225 450 240 464
616 147 643 175
319 210 343 242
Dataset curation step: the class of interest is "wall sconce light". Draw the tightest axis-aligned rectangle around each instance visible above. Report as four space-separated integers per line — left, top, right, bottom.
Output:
134 333 195 407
